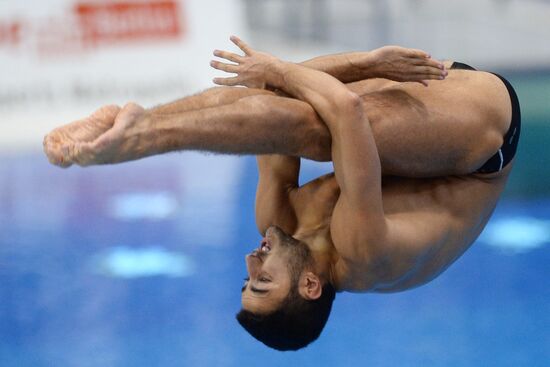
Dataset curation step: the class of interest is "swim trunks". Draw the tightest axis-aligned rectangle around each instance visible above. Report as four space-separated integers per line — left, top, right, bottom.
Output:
450 62 521 173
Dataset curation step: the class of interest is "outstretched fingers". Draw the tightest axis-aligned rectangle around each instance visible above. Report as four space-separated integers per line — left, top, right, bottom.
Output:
210 60 239 74
404 48 446 76
230 35 252 55
211 36 278 88
402 57 447 84
414 65 448 78
213 49 242 64
412 56 445 69
212 76 241 86
211 40 246 84
405 48 432 60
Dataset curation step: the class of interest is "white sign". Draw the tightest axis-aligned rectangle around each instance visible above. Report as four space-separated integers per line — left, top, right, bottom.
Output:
0 0 248 151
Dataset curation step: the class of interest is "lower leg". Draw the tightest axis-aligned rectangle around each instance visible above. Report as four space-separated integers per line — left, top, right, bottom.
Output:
147 94 332 161
149 86 273 114
45 89 330 167
149 90 498 177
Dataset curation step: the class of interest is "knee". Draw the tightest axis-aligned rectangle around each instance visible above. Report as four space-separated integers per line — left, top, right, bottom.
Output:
233 94 275 114
257 95 332 161
234 95 332 161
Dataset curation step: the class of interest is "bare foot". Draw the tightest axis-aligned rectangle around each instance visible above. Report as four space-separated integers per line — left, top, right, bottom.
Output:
78 102 147 165
43 105 121 167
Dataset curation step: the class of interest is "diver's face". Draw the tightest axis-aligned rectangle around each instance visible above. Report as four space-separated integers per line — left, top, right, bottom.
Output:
241 226 311 314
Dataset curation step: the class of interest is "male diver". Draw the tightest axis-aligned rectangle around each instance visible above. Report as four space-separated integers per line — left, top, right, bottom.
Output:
43 37 520 351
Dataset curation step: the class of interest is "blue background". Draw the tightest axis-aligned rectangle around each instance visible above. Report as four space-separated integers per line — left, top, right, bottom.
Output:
0 148 548 366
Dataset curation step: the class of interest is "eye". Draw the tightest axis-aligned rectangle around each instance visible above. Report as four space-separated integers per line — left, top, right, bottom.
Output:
259 277 270 282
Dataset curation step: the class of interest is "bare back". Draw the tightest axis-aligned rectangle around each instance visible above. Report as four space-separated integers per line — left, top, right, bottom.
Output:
291 163 511 293
350 167 510 291
348 64 513 177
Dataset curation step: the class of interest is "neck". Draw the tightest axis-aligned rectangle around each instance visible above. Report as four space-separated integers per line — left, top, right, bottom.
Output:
294 226 340 288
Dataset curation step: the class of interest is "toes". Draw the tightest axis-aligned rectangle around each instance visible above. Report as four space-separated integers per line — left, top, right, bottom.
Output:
44 140 71 167
94 104 121 121
44 131 61 144
70 142 98 167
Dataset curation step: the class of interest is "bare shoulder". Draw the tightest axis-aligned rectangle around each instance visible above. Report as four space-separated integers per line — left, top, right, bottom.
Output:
385 165 511 289
333 164 512 292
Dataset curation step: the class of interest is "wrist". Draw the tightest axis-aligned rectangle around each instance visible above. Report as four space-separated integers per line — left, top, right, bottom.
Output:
265 60 288 89
351 51 378 79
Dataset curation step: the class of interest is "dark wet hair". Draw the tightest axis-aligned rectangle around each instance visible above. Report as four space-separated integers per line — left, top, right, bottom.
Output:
236 281 336 351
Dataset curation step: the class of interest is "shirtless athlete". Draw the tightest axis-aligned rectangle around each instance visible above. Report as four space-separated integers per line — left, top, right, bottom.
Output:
43 37 520 351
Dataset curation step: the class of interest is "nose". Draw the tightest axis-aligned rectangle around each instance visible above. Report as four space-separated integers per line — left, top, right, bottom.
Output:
245 253 261 278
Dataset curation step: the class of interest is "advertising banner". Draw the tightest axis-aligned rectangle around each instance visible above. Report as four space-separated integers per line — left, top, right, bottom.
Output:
0 0 247 150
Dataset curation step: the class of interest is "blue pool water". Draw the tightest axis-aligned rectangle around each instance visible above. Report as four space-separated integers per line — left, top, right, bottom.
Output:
0 153 548 367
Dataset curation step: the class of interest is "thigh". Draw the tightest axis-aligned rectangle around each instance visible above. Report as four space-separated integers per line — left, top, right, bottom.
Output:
364 70 512 177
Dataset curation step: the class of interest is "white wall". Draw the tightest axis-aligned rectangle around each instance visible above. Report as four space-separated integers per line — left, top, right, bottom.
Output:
247 0 550 69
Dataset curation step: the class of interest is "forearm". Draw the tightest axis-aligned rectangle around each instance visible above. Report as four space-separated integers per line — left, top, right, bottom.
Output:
146 52 373 121
257 155 300 185
266 61 355 131
148 86 271 114
299 52 377 83
255 155 300 234
266 60 383 210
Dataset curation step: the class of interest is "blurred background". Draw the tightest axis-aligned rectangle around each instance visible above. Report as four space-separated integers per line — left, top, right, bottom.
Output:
0 0 548 366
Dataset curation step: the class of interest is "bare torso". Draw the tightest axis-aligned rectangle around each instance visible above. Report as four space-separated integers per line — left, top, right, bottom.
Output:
291 165 510 293
283 64 514 293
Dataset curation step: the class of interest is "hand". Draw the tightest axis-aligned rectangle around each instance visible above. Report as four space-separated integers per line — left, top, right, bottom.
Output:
210 35 282 89
43 103 146 167
369 46 447 86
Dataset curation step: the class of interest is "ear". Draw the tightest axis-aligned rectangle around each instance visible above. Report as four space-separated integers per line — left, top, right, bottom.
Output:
298 272 322 300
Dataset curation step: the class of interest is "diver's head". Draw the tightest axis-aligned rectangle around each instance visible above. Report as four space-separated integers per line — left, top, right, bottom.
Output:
237 226 336 351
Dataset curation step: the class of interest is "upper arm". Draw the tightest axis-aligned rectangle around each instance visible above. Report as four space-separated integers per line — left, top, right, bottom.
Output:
255 155 300 234
275 62 389 258
277 65 384 217
326 94 388 260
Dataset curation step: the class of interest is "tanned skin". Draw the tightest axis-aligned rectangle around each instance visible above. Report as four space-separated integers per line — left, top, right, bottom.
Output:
43 37 514 313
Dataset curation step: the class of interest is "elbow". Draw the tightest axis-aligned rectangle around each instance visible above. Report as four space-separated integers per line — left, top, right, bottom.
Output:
326 91 364 127
334 91 364 117
345 91 363 109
